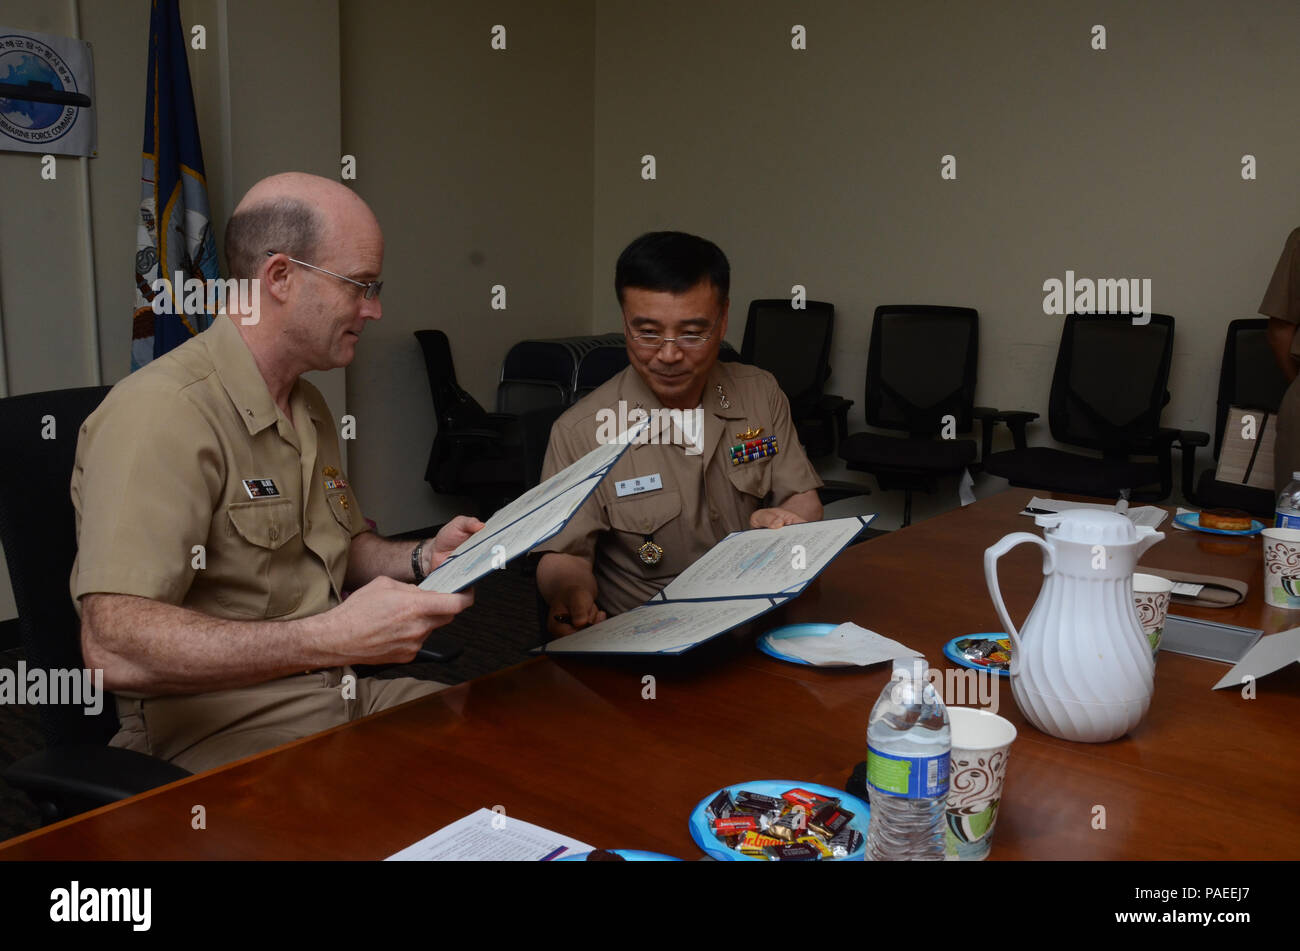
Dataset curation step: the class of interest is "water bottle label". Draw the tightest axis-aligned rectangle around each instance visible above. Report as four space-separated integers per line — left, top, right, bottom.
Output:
866 746 949 799
1276 512 1300 529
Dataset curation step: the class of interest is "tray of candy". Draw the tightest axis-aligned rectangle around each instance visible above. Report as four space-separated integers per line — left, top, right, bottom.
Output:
943 634 1011 676
689 780 869 861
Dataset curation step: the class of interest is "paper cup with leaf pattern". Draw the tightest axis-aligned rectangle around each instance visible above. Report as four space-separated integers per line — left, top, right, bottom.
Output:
1133 572 1174 655
944 707 1016 861
1262 528 1300 609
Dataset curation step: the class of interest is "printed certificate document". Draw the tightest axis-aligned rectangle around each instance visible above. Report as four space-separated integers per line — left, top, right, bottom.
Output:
420 420 648 593
541 515 873 655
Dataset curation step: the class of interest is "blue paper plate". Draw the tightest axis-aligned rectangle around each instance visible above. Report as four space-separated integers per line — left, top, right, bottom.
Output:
757 622 843 666
1174 512 1264 536
943 634 1012 677
688 779 870 861
555 850 681 862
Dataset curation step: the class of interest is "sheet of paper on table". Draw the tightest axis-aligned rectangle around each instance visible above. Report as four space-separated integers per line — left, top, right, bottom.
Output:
1020 495 1168 529
542 515 873 655
774 621 921 667
420 418 649 593
386 807 594 861
1212 627 1300 690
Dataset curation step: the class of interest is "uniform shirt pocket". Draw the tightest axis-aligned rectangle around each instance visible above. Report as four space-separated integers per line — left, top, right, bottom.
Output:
605 489 688 578
325 491 360 535
725 457 774 502
216 498 304 618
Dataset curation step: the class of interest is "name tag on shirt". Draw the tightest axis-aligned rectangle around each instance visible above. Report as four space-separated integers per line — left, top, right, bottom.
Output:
242 478 280 499
615 473 662 498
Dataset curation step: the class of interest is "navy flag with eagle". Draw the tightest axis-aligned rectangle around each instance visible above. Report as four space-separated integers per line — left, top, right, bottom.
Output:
131 0 218 370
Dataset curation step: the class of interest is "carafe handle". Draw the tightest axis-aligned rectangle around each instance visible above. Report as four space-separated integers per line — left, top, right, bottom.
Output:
983 532 1056 668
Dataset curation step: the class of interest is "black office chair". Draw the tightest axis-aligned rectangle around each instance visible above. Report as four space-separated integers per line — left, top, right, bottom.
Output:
982 314 1207 502
0 386 193 824
1181 319 1289 516
741 299 853 458
838 305 984 526
416 330 543 518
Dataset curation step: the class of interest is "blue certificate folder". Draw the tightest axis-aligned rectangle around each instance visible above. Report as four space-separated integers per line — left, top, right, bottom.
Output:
419 427 645 594
539 514 875 656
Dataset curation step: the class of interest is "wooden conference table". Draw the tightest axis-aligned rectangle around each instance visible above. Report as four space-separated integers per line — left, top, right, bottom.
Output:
2 488 1297 860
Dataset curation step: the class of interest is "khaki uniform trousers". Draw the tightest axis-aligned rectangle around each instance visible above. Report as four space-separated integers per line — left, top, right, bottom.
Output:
109 668 443 773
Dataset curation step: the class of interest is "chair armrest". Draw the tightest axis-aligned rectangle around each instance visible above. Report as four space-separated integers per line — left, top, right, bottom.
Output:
817 395 855 447
1171 429 1211 448
818 479 870 505
974 407 1040 457
416 631 464 664
445 426 510 442
5 745 192 821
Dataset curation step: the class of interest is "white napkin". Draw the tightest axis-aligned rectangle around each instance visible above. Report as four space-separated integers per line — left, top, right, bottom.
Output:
774 622 922 668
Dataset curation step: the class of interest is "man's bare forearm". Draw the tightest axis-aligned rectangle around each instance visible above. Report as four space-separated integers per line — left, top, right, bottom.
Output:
81 593 340 696
345 530 422 588
776 488 823 522
536 552 598 605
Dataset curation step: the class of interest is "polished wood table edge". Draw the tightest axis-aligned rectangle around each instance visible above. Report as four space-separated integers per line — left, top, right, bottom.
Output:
0 653 554 855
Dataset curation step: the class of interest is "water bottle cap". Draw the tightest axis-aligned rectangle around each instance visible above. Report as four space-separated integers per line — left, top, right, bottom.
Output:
892 656 926 679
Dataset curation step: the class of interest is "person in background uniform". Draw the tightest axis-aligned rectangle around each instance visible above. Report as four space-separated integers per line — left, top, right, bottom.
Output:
534 231 824 636
71 172 482 773
1263 227 1300 492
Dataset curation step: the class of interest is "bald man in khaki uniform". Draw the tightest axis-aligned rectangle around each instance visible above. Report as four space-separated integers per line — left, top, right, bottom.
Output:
72 173 481 773
1263 227 1300 493
536 232 823 634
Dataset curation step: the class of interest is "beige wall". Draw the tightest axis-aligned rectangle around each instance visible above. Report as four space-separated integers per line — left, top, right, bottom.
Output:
3 0 1298 626
339 0 595 533
0 0 343 623
592 0 1300 526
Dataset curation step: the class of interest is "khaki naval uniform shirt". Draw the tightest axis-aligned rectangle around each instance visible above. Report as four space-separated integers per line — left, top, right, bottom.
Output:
534 361 823 615
1260 227 1300 491
69 316 436 772
71 315 367 620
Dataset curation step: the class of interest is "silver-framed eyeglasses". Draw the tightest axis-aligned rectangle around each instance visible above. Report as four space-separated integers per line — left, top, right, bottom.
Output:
627 316 719 350
266 250 383 300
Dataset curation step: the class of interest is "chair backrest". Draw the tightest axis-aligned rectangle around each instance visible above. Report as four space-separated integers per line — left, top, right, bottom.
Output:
1047 314 1174 453
0 385 117 746
414 330 490 429
574 344 629 400
1213 318 1290 457
865 305 979 435
495 379 567 415
741 299 834 414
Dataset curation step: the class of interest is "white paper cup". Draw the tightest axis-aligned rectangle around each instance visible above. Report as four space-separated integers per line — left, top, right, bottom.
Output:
944 707 1017 861
1262 528 1300 610
1133 573 1175 655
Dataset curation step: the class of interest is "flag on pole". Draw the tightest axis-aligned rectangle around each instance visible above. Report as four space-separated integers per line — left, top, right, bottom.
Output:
131 0 218 371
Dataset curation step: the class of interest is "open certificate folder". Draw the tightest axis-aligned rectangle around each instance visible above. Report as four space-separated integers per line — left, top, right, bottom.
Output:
540 515 874 654
419 419 649 594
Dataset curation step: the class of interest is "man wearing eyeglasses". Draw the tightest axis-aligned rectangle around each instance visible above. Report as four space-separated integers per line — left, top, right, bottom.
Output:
70 172 481 772
535 231 824 636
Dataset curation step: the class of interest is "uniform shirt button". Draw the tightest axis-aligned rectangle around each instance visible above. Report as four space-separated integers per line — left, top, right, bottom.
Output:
305 518 312 531
269 526 279 541
710 510 719 520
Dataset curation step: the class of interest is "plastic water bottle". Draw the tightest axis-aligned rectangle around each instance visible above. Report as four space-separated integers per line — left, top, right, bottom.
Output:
864 657 950 860
1276 472 1300 529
